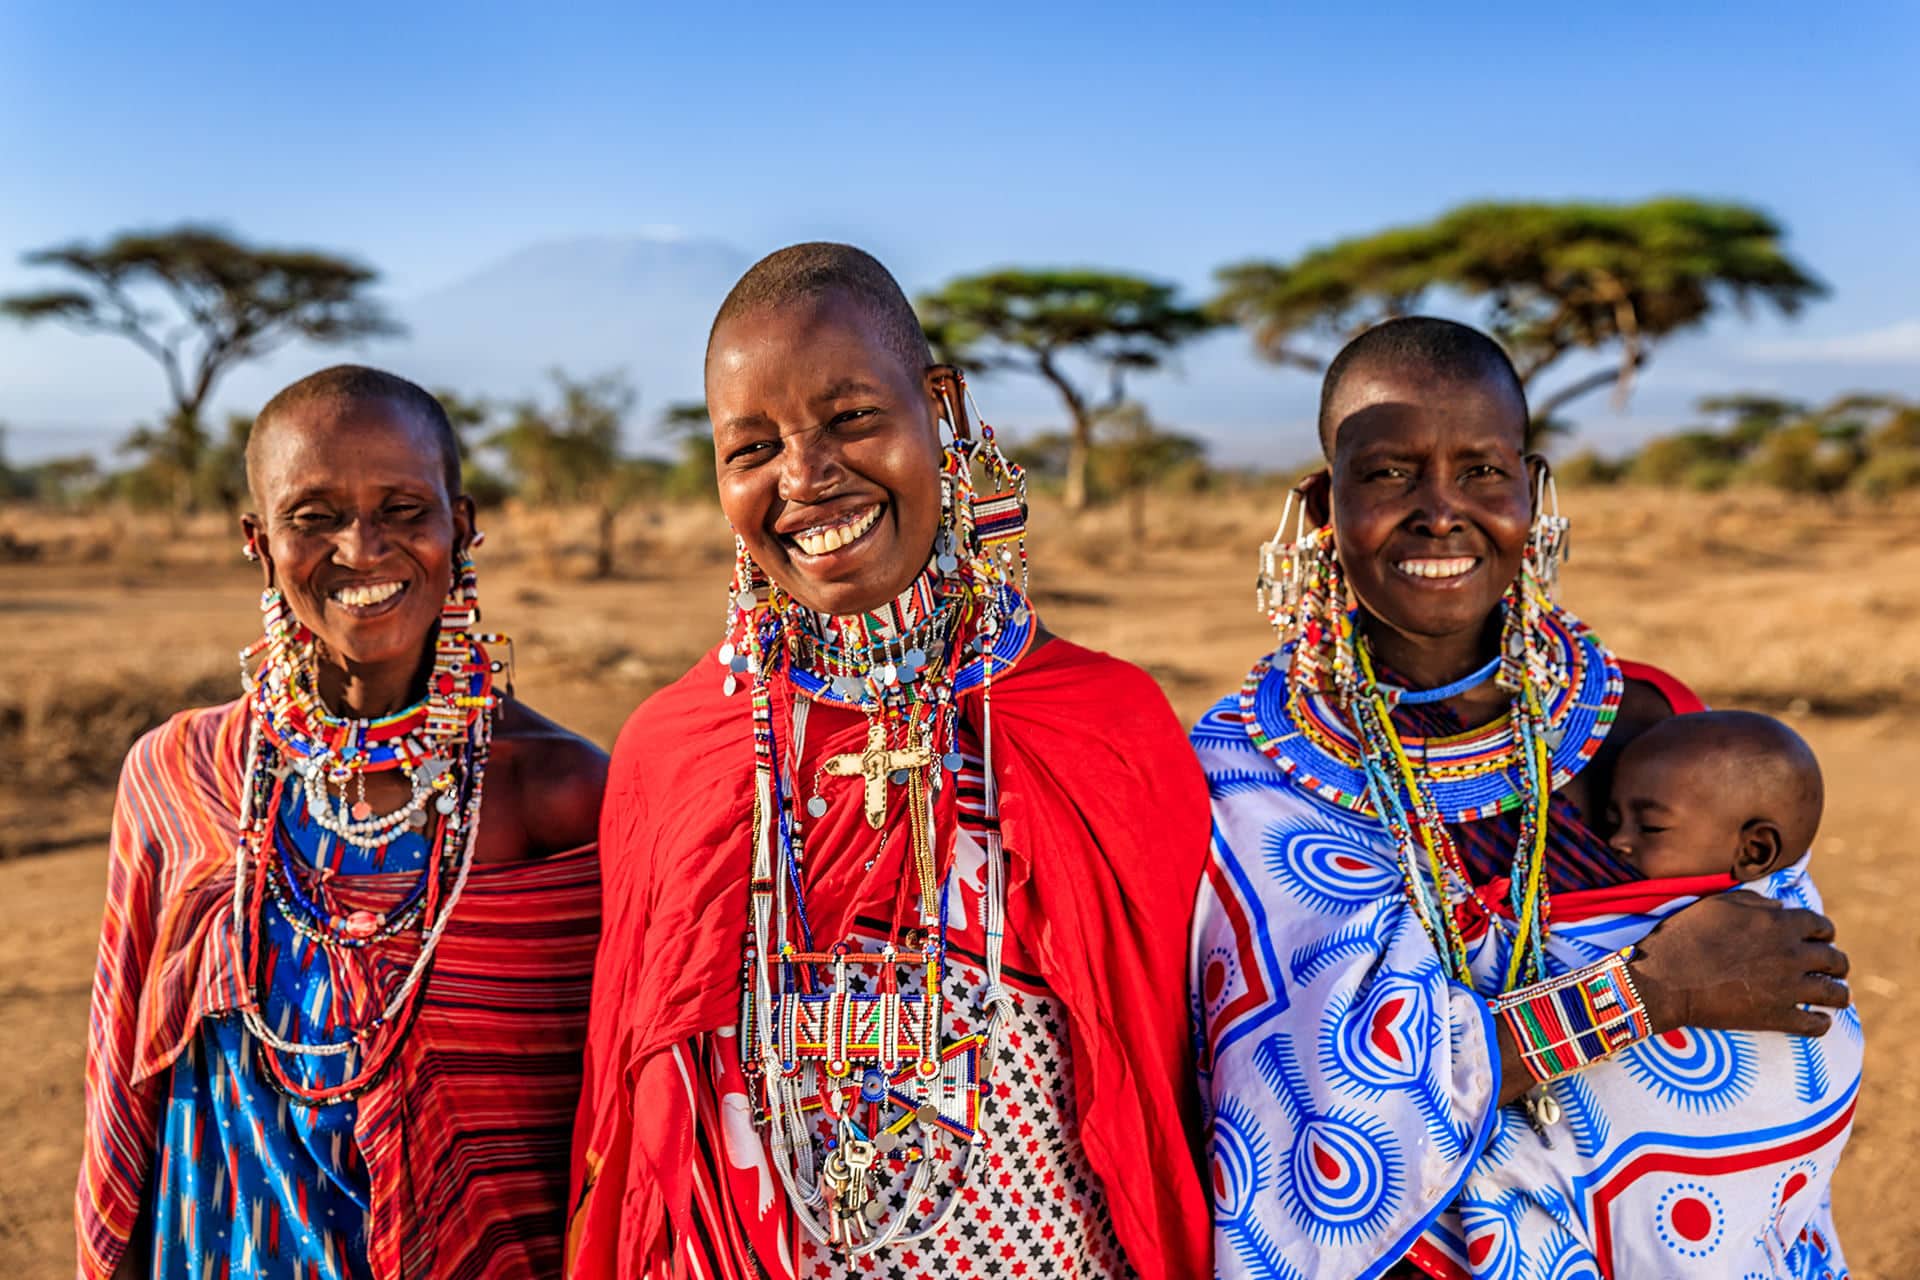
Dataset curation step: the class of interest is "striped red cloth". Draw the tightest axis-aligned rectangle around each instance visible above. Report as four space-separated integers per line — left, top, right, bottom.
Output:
77 698 600 1279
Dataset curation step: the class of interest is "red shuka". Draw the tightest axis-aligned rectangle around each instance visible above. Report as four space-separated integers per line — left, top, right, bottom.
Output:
568 637 1214 1280
78 700 601 1280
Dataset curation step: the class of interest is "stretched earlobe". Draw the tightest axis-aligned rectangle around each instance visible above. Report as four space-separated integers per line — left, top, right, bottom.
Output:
926 365 971 441
1298 469 1332 527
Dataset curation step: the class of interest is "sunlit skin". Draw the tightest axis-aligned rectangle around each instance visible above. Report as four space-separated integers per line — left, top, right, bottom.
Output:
1307 359 1849 1105
241 396 605 865
706 291 950 618
1607 747 1789 883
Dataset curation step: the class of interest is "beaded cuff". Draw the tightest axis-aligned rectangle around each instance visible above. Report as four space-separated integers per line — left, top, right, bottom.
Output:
1490 947 1653 1084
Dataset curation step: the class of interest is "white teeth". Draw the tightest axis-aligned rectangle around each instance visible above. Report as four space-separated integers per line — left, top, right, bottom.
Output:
1395 558 1477 580
793 506 881 556
331 581 405 607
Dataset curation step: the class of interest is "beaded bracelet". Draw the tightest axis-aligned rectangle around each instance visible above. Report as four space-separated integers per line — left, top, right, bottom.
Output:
1490 946 1653 1084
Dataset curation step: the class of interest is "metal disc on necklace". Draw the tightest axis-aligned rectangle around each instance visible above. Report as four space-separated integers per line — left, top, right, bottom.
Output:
1544 723 1566 749
734 590 755 611
937 553 958 573
1012 606 1029 625
719 642 735 665
730 655 750 673
723 674 739 696
407 809 429 829
807 796 828 818
903 647 927 671
942 752 964 772
890 769 909 785
435 794 458 815
915 1103 939 1127
877 662 898 686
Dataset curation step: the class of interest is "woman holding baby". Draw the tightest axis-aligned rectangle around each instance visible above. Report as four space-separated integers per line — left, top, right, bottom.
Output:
1193 318 1857 1279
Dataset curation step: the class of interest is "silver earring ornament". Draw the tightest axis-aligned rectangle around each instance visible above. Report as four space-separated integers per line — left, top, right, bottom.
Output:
1257 487 1354 702
1497 469 1572 697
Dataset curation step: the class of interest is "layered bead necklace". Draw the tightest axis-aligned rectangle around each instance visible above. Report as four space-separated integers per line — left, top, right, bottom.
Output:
229 555 505 1104
1239 586 1622 994
727 413 1033 1255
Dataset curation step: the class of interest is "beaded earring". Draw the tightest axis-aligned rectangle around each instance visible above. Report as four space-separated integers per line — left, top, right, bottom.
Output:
242 545 507 713
1497 468 1572 698
937 370 1028 601
1256 486 1354 703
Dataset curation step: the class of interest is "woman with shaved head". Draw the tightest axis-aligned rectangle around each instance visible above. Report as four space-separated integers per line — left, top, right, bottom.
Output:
1191 318 1858 1279
78 366 607 1280
568 245 1212 1279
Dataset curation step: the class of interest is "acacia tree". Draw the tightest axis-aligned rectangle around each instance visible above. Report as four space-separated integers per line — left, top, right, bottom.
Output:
1211 199 1825 445
918 270 1216 510
0 225 400 509
488 369 639 579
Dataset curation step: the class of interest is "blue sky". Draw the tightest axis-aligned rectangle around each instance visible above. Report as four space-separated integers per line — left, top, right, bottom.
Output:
1 1 1916 463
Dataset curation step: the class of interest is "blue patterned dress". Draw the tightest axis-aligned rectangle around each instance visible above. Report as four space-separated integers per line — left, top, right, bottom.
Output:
153 788 429 1280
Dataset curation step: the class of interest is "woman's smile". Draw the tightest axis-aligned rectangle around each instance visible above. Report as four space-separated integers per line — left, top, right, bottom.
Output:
1392 554 1482 584
326 577 411 617
783 501 886 562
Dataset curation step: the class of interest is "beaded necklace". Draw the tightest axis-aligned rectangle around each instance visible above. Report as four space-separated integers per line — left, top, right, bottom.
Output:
1241 596 1622 992
228 554 504 1104
728 415 1032 1254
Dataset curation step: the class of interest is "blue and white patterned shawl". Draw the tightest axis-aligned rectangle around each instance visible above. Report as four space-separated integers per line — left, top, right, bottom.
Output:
1189 685 1861 1280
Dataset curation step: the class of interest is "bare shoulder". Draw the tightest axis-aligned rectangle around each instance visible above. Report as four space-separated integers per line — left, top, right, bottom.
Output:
490 699 610 854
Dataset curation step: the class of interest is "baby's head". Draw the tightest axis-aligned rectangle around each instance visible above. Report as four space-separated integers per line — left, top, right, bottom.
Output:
1606 710 1824 883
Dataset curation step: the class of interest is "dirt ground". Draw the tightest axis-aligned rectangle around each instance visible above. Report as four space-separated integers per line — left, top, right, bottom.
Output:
3 489 1918 1277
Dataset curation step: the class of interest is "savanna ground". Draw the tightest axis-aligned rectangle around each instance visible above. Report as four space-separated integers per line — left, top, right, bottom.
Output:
3 487 1918 1277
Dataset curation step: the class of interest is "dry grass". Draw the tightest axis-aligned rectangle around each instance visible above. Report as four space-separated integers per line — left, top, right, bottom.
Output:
3 487 1920 1277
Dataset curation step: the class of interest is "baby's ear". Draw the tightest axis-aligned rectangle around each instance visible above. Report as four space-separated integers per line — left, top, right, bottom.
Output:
1732 818 1787 883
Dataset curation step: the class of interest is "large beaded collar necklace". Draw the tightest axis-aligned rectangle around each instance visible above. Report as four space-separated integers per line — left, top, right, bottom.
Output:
721 389 1034 1255
229 551 505 1105
1240 602 1620 821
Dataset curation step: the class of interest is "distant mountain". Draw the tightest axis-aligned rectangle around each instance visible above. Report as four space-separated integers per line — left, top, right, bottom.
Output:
378 233 753 434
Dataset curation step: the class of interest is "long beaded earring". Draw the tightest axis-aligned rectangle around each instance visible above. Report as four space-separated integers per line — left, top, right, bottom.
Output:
936 370 1028 601
1256 485 1353 702
240 580 309 696
718 533 774 696
1498 467 1571 697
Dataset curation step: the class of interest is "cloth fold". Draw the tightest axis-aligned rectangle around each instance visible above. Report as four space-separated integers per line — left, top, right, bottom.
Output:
1191 663 1859 1280
78 699 601 1280
568 637 1214 1280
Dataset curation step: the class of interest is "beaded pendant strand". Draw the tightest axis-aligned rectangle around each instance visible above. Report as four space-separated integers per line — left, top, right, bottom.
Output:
727 386 1035 1255
228 552 505 1105
1240 598 1623 994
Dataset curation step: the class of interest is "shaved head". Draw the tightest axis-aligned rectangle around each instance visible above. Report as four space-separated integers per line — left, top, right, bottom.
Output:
707 242 933 380
1318 316 1528 458
248 365 460 505
1623 710 1826 859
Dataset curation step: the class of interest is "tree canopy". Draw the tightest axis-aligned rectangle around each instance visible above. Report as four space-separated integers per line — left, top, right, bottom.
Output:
488 369 640 577
918 269 1216 509
1 224 400 508
1212 199 1826 434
